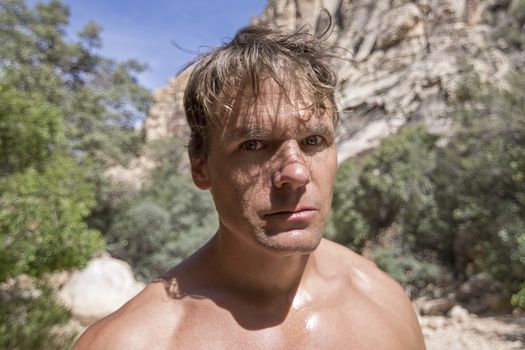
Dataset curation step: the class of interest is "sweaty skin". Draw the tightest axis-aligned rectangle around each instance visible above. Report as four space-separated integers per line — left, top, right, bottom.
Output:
73 83 426 350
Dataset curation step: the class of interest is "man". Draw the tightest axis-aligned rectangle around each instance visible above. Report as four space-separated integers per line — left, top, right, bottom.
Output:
73 25 426 349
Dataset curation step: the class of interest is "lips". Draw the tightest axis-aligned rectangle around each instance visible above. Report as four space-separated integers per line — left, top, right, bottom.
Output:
264 207 318 222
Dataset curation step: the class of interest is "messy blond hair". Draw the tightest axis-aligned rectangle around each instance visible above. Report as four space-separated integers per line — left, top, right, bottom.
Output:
183 25 338 157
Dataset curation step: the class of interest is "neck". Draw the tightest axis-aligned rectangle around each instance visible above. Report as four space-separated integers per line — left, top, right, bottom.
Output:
208 229 319 302
164 229 324 329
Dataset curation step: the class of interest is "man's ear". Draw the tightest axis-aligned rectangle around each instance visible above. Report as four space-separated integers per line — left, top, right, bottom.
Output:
190 155 211 190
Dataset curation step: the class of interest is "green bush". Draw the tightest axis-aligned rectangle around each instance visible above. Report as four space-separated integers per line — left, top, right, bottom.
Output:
491 0 525 48
511 0 525 25
0 280 76 350
370 245 440 289
0 82 63 175
106 202 172 280
511 284 525 309
331 159 370 249
331 127 446 289
0 156 105 281
441 71 525 298
495 26 523 48
106 174 217 282
435 69 525 292
332 127 440 252
332 70 525 296
0 0 150 345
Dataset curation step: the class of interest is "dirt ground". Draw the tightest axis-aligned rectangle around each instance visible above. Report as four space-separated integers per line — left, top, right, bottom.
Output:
420 313 525 350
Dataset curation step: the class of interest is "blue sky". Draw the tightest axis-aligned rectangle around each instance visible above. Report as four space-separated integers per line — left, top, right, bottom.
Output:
52 0 268 90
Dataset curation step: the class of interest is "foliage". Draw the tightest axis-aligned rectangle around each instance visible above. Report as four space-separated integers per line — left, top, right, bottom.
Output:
511 284 525 309
436 69 525 291
0 0 150 343
0 63 104 283
491 0 525 49
146 136 189 179
495 26 523 48
0 156 104 281
332 127 440 251
0 0 151 166
369 245 440 289
106 172 217 282
103 138 216 282
0 80 63 174
331 158 369 249
0 280 76 350
332 70 525 297
510 0 525 26
0 0 153 282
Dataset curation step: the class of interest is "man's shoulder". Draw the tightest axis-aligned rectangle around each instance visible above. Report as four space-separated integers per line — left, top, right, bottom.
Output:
317 239 426 349
317 238 387 282
319 238 406 294
72 282 183 350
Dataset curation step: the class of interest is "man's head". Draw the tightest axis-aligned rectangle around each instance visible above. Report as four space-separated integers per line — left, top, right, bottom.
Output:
183 25 339 255
183 25 338 158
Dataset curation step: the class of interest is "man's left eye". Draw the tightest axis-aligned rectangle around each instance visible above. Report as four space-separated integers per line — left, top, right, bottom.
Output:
240 140 263 151
303 136 322 146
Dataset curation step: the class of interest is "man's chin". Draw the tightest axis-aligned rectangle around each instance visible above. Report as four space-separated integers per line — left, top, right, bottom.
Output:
254 229 323 256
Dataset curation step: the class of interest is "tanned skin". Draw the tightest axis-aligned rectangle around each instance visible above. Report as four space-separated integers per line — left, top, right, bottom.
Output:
73 83 426 349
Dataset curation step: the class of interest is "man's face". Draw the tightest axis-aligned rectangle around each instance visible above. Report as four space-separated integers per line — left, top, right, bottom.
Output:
191 81 338 255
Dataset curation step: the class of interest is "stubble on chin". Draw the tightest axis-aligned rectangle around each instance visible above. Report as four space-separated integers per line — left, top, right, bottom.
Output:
251 226 325 256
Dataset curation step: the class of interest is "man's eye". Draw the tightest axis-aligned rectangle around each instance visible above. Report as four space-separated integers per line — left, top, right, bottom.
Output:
303 135 322 146
240 140 262 151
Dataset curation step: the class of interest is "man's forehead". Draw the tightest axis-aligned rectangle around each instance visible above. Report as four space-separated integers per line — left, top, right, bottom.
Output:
212 76 335 137
218 109 335 140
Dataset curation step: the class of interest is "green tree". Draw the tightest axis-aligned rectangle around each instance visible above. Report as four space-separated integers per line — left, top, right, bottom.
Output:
331 158 369 249
332 127 442 288
0 280 76 350
0 80 63 174
435 70 525 293
0 0 151 166
0 75 104 281
106 169 217 282
489 0 525 49
331 69 525 300
332 127 440 251
0 156 104 281
0 0 151 346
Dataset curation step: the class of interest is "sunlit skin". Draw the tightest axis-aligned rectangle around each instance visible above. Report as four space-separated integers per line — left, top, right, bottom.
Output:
72 81 426 349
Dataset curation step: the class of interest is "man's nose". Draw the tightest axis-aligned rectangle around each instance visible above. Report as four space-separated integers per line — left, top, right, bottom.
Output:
272 142 310 189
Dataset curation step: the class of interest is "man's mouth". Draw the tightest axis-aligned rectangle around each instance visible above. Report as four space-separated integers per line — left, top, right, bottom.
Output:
264 208 318 221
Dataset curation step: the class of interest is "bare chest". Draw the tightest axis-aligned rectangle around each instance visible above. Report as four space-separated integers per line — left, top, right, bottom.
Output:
146 300 406 350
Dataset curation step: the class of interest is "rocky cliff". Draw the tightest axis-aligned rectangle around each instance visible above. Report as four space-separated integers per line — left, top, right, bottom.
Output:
144 0 522 161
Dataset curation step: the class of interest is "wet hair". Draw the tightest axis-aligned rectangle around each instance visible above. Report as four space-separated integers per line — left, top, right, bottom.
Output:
183 25 338 157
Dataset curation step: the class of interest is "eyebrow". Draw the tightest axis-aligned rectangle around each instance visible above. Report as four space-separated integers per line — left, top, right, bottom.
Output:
228 128 273 139
308 125 335 138
228 125 335 140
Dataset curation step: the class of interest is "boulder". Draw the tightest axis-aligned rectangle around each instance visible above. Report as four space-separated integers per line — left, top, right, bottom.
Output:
420 297 456 315
448 305 471 322
59 256 145 325
419 315 449 329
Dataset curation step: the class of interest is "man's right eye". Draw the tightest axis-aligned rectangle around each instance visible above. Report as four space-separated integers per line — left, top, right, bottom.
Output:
240 140 263 151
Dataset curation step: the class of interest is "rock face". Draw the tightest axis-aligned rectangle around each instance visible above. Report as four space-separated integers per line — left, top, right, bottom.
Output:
59 256 145 325
143 69 192 144
253 0 514 159
141 0 519 162
141 0 520 163
106 69 192 188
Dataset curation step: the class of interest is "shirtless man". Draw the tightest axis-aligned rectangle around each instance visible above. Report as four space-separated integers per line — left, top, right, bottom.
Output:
73 25 426 349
